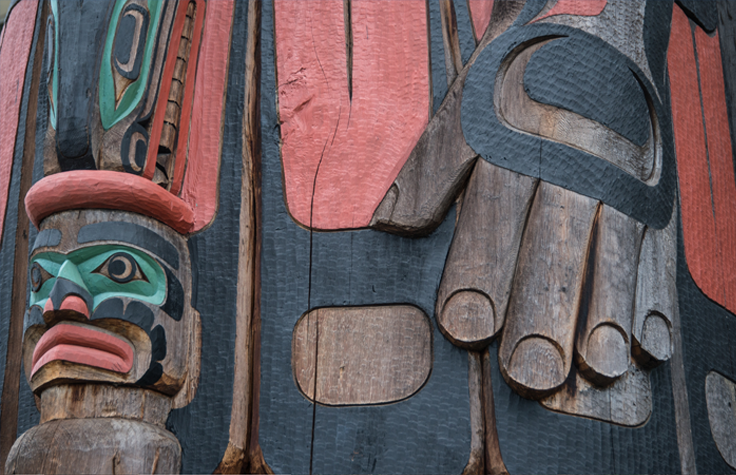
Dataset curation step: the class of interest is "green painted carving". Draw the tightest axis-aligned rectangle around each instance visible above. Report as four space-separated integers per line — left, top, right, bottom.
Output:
99 0 162 130
31 245 166 310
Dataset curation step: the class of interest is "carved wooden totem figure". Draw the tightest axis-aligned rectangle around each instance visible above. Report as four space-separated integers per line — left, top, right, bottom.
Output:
1 0 736 473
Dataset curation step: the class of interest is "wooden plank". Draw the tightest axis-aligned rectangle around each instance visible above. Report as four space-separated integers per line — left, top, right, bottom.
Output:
215 1 261 471
274 0 429 230
6 418 180 474
463 352 484 475
540 362 652 427
179 0 234 231
575 205 643 386
705 371 736 470
292 306 432 406
0 2 40 469
499 182 598 399
0 0 38 246
436 159 536 349
632 202 677 368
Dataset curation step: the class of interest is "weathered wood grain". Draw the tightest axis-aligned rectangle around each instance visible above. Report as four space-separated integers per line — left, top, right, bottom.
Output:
5 418 180 474
436 159 536 349
669 300 696 475
499 182 598 399
463 352 484 475
535 0 607 22
275 0 429 230
292 306 432 406
705 371 736 470
632 204 677 368
440 0 463 84
481 349 507 475
216 1 262 471
575 205 643 386
38 384 171 427
540 363 651 427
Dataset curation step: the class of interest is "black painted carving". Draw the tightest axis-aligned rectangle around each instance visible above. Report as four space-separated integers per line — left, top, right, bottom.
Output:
77 221 179 270
677 0 718 33
31 229 61 252
462 23 677 229
47 277 94 313
113 3 149 81
524 37 650 146
120 122 148 175
92 298 154 332
55 0 113 169
160 263 183 322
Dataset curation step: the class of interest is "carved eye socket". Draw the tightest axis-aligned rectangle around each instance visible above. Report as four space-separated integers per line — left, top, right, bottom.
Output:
30 262 53 293
112 3 150 102
95 252 148 284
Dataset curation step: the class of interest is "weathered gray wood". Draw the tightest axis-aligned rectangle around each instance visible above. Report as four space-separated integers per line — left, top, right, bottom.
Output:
38 384 171 427
292 306 432 406
670 300 696 474
499 182 599 399
632 203 677 368
706 371 736 470
481 348 507 475
463 352 484 475
6 418 180 474
437 159 536 349
540 363 652 427
575 205 643 386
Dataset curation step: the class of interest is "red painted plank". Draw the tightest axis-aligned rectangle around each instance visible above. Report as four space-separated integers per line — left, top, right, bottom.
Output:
535 0 607 22
694 26 736 313
469 0 494 42
669 5 725 308
0 0 39 244
179 0 234 232
275 0 430 230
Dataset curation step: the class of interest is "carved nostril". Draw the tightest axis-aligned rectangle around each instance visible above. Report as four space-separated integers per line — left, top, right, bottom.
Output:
59 295 90 319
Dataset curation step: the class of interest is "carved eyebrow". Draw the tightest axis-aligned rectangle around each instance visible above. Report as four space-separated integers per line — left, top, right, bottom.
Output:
32 229 62 252
77 222 179 270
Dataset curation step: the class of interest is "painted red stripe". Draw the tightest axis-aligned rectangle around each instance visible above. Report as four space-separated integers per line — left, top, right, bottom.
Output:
469 0 494 42
179 0 234 232
535 0 607 22
694 27 736 313
0 0 39 245
670 5 724 307
275 0 430 230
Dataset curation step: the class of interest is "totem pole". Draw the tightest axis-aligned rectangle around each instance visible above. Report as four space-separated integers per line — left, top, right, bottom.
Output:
0 0 736 474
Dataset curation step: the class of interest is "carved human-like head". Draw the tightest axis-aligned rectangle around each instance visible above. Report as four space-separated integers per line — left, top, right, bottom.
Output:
22 209 200 405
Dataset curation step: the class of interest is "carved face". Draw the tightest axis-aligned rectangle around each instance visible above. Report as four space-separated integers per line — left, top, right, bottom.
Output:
43 0 202 191
22 209 200 401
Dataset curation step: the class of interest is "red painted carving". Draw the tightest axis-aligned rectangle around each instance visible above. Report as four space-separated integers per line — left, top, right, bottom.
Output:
180 0 234 232
535 0 607 22
670 4 736 313
31 323 134 376
275 0 430 230
0 0 39 244
43 295 89 319
25 171 195 233
469 0 494 41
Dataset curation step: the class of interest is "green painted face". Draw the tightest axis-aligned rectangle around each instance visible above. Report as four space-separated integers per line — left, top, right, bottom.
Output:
30 244 166 311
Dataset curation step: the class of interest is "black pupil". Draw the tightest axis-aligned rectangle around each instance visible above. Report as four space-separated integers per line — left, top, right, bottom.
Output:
31 265 42 290
109 258 128 278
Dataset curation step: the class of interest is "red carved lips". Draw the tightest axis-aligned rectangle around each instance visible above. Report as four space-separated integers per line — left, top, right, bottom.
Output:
31 323 134 376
